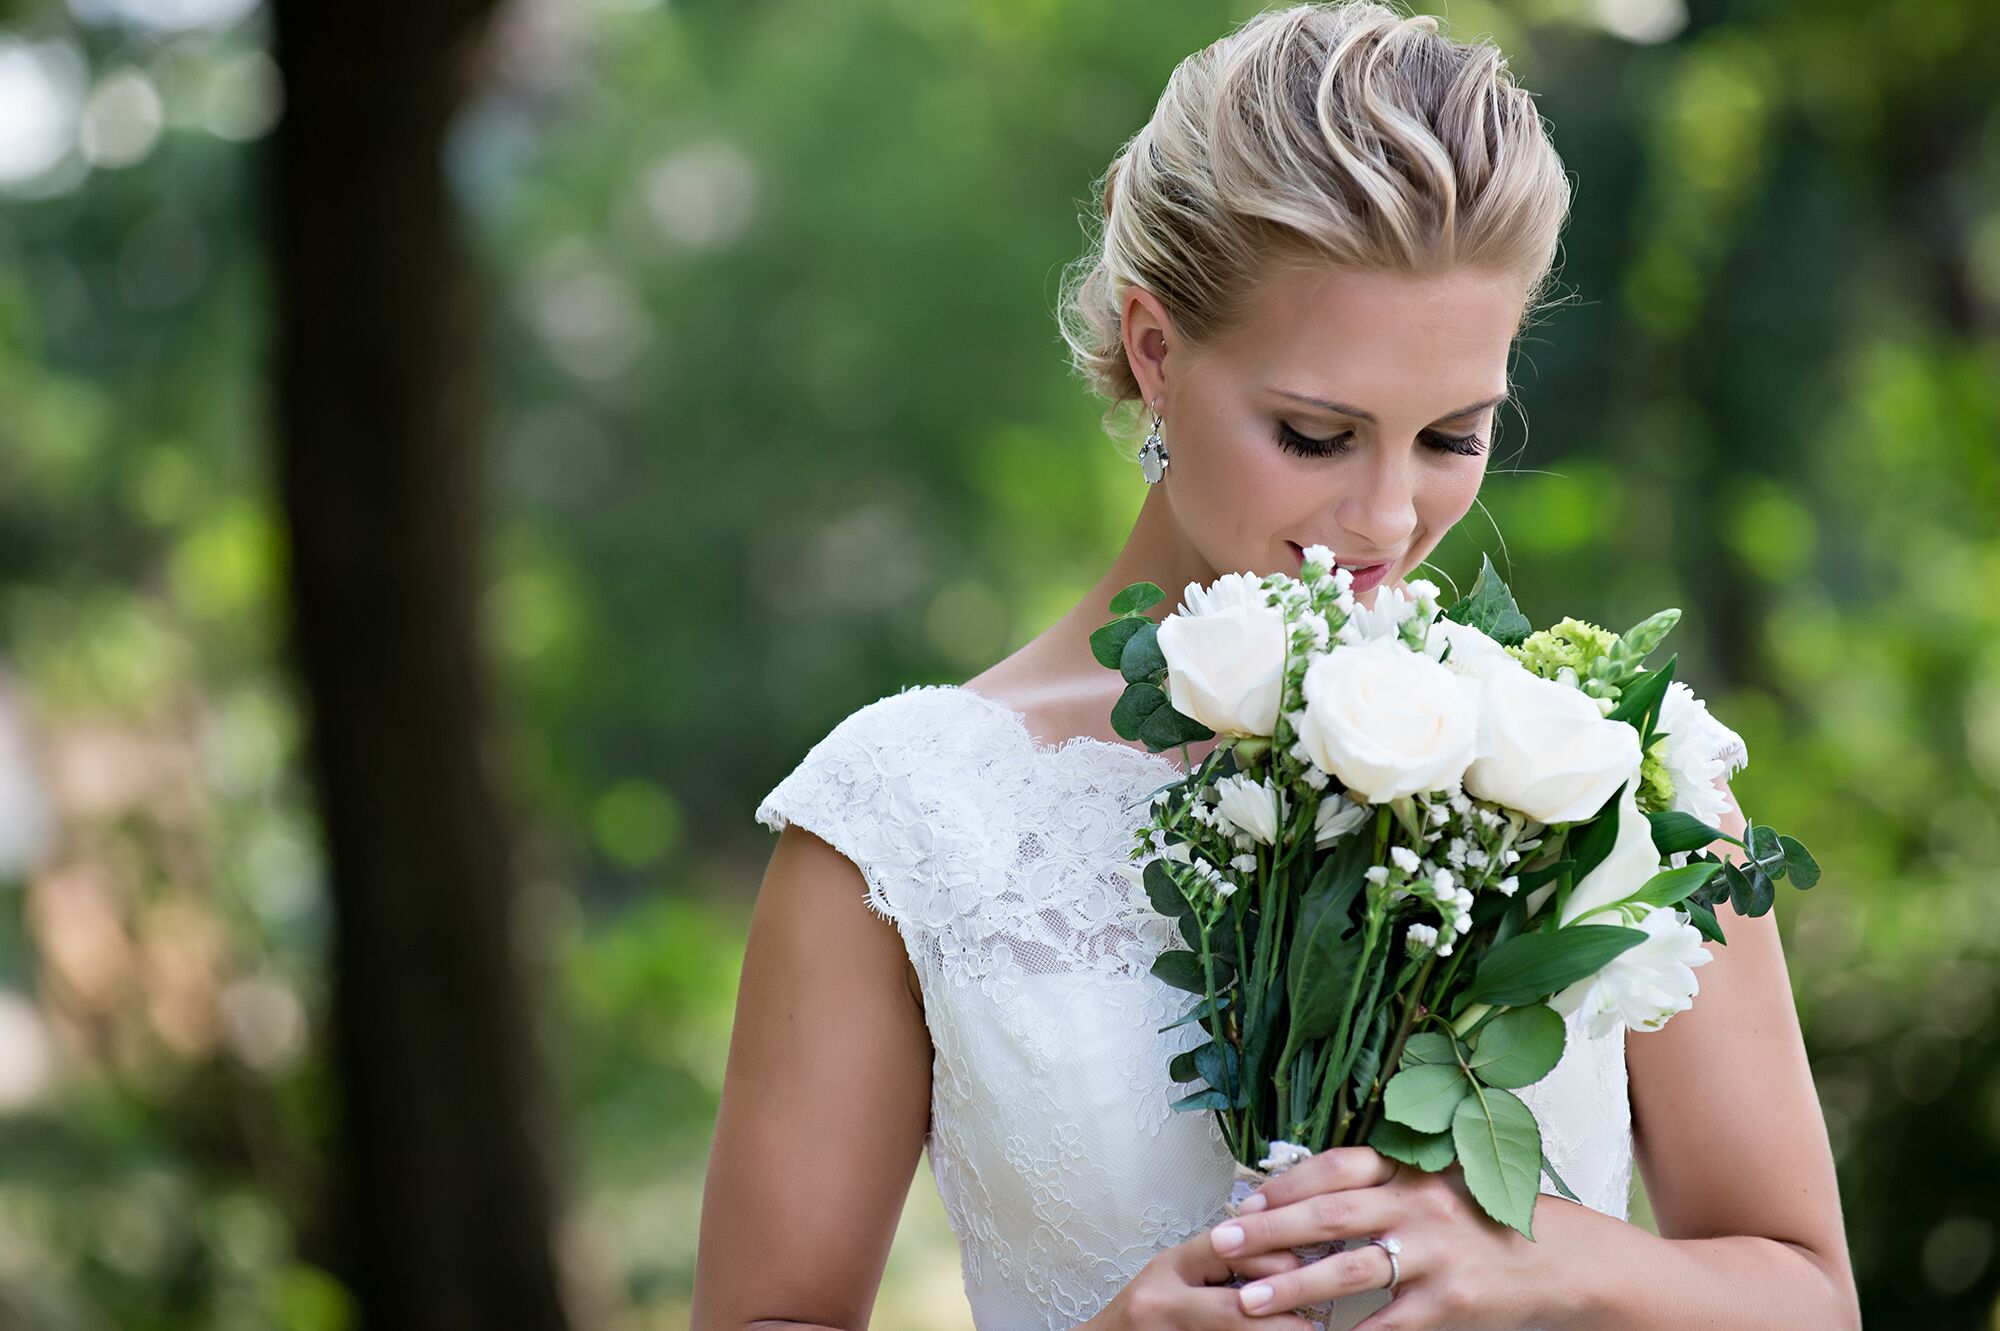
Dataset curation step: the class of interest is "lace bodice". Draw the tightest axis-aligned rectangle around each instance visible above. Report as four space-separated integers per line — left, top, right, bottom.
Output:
753 683 1642 1330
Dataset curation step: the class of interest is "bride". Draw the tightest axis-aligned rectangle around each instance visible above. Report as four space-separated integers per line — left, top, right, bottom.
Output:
692 4 1858 1329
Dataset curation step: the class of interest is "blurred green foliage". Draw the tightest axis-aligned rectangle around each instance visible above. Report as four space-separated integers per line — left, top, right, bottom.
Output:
0 0 1994 1326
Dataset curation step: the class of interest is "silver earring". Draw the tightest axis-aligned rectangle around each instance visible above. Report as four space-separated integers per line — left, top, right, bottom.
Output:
1139 407 1170 484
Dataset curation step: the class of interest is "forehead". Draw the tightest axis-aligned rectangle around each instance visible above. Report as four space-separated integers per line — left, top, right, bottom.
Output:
1212 265 1525 397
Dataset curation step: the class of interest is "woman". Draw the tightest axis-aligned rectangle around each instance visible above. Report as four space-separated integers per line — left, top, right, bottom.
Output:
694 4 1858 1328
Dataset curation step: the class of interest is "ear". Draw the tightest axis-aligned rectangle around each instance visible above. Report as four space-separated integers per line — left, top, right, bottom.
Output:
1120 287 1175 410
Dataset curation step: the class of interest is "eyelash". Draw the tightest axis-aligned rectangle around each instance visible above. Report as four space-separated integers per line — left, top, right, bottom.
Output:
1275 421 1488 459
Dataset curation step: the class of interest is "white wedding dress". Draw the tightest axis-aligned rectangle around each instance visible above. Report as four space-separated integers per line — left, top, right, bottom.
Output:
754 683 1651 1330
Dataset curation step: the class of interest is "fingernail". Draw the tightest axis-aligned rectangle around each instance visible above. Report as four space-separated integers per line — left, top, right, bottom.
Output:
1240 1191 1268 1213
1240 1282 1274 1311
1212 1222 1244 1252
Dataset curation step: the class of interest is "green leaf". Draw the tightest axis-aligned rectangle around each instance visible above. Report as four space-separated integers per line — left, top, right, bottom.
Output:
1111 682 1168 740
1452 1085 1543 1240
1400 1031 1463 1067
1139 701 1214 751
1368 1117 1459 1172
1606 656 1675 746
1090 617 1145 670
1169 1044 1205 1083
1467 1005 1566 1090
1441 554 1532 646
1144 860 1198 933
1538 1148 1582 1203
1120 620 1167 683
1156 993 1231 1033
1683 899 1727 945
1194 1039 1243 1105
1611 862 1720 914
1565 785 1629 879
1347 1003 1393 1106
1778 835 1820 889
1647 810 1726 856
1748 824 1787 879
1151 949 1210 994
1109 582 1165 615
1286 835 1370 1041
1170 1086 1232 1113
1382 1063 1471 1134
1461 925 1649 1008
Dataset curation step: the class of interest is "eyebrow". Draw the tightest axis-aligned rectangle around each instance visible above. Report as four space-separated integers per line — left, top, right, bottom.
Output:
1269 388 1508 423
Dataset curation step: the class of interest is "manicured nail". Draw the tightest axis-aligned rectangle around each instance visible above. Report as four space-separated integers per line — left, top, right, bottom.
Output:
1240 1282 1274 1311
1240 1191 1268 1213
1212 1223 1244 1252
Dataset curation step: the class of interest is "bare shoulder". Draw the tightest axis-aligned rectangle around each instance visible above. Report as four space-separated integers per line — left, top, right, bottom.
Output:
1625 775 1855 1295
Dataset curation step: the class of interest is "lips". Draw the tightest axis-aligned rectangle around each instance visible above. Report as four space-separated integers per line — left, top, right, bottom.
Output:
1287 540 1391 574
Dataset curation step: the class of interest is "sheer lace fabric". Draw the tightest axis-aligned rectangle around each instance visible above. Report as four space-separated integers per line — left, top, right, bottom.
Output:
754 683 1723 1330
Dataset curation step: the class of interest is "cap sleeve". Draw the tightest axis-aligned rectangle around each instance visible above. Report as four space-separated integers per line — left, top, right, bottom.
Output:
754 688 959 933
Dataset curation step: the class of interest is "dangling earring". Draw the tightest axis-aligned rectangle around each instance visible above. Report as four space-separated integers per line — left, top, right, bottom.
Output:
1139 405 1170 484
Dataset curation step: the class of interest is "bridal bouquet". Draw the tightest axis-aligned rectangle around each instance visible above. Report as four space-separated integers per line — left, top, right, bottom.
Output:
1100 547 1820 1249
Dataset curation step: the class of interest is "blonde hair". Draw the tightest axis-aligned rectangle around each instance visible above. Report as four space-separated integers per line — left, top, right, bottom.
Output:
1058 1 1573 425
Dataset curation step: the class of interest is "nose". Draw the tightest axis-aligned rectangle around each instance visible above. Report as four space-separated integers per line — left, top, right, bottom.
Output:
1336 444 1419 556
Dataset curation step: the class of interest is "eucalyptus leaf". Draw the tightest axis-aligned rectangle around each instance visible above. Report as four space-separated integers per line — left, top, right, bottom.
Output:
1151 949 1210 994
1111 682 1167 740
1090 616 1144 670
1109 581 1165 615
1382 1063 1470 1134
1778 835 1820 889
1452 1085 1543 1240
1467 1004 1566 1090
1170 1086 1231 1113
1139 701 1213 751
1119 620 1167 684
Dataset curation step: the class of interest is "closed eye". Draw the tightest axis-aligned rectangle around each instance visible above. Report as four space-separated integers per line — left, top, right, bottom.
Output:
1275 421 1487 459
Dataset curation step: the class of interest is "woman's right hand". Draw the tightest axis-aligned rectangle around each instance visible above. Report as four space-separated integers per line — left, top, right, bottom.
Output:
1086 1225 1319 1330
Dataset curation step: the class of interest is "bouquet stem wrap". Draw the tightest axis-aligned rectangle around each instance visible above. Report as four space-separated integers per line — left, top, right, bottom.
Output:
1220 1145 1394 1331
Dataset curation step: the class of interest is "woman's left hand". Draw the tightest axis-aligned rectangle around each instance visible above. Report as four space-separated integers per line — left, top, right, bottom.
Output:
1205 1144 1565 1330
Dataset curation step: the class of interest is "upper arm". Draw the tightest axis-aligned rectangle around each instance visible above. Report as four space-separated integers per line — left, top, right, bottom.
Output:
691 823 934 1330
1625 776 1855 1289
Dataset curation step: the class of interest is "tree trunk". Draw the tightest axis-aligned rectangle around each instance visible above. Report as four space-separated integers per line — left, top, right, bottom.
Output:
267 1 573 1327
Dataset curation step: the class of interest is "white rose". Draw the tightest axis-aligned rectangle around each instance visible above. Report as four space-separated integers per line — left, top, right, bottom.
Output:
1313 792 1369 847
1156 577 1287 738
1463 664 1642 825
1296 637 1481 802
1422 617 1517 684
1554 782 1660 927
1212 774 1283 845
1549 903 1714 1037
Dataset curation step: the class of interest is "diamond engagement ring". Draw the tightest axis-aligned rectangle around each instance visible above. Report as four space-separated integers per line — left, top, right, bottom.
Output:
1360 1234 1402 1293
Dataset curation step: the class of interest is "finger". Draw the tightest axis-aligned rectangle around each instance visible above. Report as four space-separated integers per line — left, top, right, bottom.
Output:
1178 1288 1318 1331
1227 1247 1306 1280
1211 1185 1400 1258
1239 1145 1398 1214
1235 1240 1399 1319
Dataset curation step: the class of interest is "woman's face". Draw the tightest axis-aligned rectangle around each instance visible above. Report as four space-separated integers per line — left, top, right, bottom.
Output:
1124 264 1526 606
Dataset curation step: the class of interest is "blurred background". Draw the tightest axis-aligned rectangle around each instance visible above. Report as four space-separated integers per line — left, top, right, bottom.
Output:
0 0 1996 1326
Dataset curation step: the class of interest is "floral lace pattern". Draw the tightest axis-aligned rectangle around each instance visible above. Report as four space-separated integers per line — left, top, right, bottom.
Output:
754 683 1652 1330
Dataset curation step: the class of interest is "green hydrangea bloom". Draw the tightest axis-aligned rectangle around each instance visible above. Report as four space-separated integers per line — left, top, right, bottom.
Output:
1506 617 1620 681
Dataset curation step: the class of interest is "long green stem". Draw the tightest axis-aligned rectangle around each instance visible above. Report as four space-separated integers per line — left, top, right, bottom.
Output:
1353 950 1439 1145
